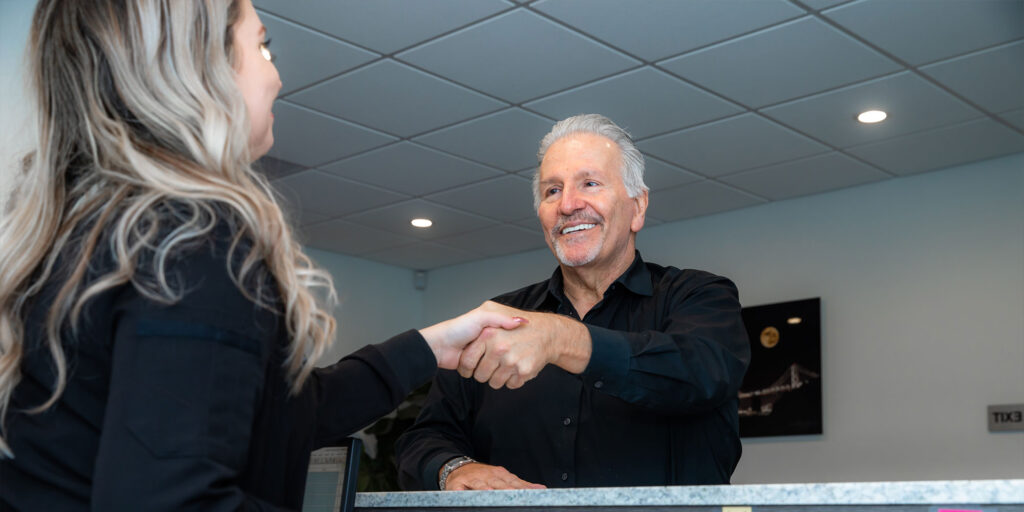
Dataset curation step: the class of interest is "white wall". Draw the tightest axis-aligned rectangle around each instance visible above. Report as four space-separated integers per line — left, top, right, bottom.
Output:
306 247 423 365
423 153 1024 483
0 1 37 203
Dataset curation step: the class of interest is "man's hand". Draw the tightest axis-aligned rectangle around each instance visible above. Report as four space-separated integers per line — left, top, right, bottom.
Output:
419 303 528 370
443 462 546 490
457 301 592 389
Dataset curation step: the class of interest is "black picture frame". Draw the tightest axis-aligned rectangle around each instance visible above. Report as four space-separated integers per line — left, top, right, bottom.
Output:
738 297 822 438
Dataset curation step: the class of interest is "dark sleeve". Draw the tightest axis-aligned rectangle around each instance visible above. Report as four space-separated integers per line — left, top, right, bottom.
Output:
91 239 287 511
581 273 751 415
310 329 437 447
393 369 477 490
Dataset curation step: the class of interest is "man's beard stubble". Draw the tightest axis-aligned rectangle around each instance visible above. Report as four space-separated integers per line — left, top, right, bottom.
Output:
551 211 604 267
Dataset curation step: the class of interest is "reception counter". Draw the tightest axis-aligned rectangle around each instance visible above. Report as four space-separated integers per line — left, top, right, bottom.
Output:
355 479 1023 511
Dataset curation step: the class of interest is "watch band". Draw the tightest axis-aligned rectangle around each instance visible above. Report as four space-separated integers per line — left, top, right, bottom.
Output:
438 455 476 490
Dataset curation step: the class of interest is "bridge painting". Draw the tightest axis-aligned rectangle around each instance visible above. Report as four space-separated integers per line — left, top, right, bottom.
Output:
738 297 823 438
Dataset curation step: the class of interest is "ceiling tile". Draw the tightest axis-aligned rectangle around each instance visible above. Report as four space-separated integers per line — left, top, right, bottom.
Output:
300 219 416 256
762 72 983 148
647 181 765 222
719 152 889 200
397 10 638 103
287 60 506 137
1001 109 1024 131
533 0 802 61
258 12 378 95
920 40 1024 114
518 167 538 180
513 216 543 232
426 175 537 221
524 68 743 139
801 0 854 10
298 210 330 225
252 0 511 54
638 114 829 177
255 155 306 181
345 199 493 240
659 17 902 108
364 242 481 270
437 224 548 257
643 216 665 227
643 156 702 191
845 119 1024 175
320 142 503 196
271 170 407 217
823 0 1024 65
283 209 330 236
266 101 397 167
414 109 554 171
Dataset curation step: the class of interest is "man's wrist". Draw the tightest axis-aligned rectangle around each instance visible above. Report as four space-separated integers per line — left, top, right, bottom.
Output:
550 315 592 373
438 455 475 490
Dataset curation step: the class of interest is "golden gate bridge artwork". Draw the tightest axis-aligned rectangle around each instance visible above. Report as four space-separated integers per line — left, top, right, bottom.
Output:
739 363 820 417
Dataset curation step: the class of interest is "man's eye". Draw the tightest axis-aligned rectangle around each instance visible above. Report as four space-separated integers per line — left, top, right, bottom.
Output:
259 38 274 62
585 181 599 187
546 188 560 196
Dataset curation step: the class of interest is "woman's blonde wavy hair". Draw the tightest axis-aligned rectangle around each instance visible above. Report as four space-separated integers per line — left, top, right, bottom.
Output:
0 0 337 456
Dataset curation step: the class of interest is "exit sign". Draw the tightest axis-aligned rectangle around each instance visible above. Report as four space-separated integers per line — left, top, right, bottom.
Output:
987 403 1024 432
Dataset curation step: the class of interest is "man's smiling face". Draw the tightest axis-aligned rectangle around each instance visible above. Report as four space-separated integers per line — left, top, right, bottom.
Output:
536 133 646 269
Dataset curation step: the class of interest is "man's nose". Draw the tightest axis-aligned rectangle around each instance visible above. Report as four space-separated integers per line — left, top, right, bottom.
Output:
558 188 584 215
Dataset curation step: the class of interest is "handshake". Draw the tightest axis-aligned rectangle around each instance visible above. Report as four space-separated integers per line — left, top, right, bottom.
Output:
418 301 593 490
419 301 592 390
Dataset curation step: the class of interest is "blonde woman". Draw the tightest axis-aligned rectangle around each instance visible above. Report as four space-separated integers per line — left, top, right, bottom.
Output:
0 0 524 509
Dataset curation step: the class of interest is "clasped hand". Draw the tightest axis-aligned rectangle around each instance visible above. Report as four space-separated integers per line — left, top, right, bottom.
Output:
455 301 555 390
421 301 591 390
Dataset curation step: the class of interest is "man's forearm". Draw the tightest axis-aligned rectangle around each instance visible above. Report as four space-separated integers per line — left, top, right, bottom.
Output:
539 311 592 374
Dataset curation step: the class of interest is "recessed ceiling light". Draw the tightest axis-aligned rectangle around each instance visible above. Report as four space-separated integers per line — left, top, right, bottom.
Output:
787 317 802 325
410 218 433 228
857 110 887 124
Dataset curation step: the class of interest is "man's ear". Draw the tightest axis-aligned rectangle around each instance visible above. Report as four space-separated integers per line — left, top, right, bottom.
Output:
631 189 649 233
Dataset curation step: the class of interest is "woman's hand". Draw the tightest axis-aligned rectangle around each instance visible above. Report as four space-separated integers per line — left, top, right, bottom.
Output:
419 302 528 370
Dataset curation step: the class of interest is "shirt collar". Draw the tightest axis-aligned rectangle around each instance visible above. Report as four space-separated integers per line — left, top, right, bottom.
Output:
616 251 655 297
532 251 654 310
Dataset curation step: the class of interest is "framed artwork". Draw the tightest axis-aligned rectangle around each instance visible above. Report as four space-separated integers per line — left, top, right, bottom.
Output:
738 297 822 438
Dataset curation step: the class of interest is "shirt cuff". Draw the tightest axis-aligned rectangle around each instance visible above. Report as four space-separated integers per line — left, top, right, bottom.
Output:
373 329 437 394
423 451 463 490
580 324 630 386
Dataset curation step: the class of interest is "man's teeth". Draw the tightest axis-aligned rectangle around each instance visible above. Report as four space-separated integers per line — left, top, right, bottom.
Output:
561 223 595 235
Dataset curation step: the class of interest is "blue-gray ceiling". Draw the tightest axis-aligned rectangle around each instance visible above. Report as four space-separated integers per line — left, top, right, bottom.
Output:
252 0 1024 270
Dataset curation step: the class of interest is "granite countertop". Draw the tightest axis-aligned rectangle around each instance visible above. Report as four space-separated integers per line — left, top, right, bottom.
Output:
355 480 1024 508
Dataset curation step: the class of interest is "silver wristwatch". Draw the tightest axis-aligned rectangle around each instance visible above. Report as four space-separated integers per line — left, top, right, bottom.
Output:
438 455 476 490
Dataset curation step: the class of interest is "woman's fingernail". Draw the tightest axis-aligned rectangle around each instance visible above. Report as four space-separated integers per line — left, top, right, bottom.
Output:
513 316 529 324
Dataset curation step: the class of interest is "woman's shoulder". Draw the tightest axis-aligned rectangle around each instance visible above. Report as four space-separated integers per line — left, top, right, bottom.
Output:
107 204 285 349
78 200 280 318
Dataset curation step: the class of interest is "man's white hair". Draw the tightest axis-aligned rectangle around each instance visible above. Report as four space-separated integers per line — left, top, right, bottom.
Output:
533 114 648 209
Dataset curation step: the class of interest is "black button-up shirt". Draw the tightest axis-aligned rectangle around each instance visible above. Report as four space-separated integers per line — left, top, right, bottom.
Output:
396 252 751 490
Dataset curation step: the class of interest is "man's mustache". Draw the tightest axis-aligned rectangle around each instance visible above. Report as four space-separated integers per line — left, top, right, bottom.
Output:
552 212 603 236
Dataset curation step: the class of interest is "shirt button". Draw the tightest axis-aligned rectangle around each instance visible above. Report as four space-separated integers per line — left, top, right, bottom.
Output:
594 380 604 389
562 417 571 426
561 472 568 481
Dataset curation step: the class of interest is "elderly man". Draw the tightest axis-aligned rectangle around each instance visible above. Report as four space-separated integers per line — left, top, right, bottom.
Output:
395 114 750 490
